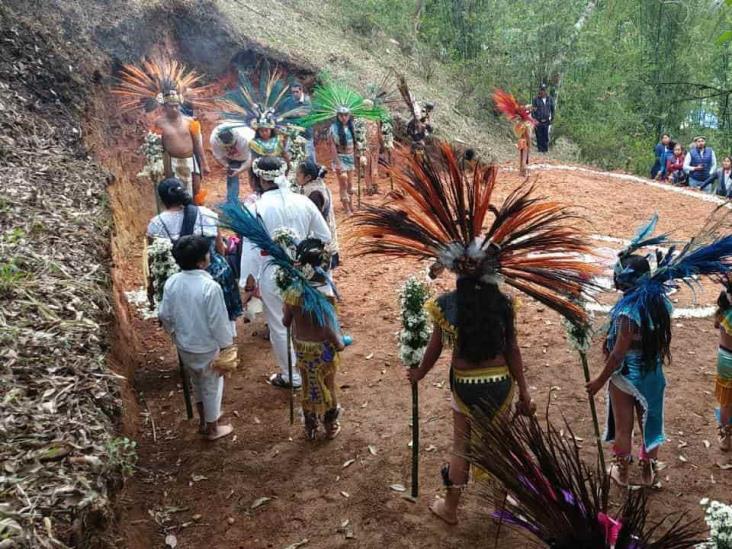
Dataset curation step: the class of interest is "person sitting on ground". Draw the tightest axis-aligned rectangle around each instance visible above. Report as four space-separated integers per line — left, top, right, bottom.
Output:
651 133 671 179
154 90 210 198
701 155 732 197
147 178 242 325
684 136 717 191
713 278 732 451
210 124 254 203
296 161 340 268
665 143 687 185
159 235 235 440
282 239 345 440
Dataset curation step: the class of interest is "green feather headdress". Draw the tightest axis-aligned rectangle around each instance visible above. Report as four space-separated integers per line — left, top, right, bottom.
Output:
298 82 388 127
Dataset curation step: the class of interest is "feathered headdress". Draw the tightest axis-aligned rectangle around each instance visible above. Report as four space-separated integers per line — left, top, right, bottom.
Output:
493 88 537 137
609 206 732 354
112 56 214 113
348 142 601 327
220 64 307 132
365 72 401 111
297 82 388 127
468 412 704 548
219 202 336 327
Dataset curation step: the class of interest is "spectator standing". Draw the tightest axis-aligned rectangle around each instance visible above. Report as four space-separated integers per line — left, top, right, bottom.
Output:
701 156 732 197
684 136 717 191
282 81 316 163
531 84 554 153
651 133 671 179
210 124 254 203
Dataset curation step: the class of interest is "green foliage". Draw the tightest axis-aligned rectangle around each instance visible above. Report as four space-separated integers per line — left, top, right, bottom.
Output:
105 437 137 478
0 260 28 296
334 0 732 174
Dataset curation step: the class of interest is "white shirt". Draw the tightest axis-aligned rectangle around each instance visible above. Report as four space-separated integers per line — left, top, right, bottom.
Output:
159 270 234 353
147 206 219 241
210 124 255 165
240 187 332 284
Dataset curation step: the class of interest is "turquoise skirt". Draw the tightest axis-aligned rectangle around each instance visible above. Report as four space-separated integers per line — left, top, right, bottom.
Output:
604 351 666 451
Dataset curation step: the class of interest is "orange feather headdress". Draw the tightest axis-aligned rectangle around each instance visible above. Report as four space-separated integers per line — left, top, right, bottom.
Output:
111 55 215 113
348 142 600 327
493 88 537 137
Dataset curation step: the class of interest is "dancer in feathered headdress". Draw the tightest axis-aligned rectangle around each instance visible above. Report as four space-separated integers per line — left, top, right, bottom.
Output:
493 89 537 176
586 206 732 488
298 82 387 214
360 74 399 195
221 64 309 167
349 142 601 524
396 74 435 157
467 411 703 548
713 276 732 451
113 56 212 200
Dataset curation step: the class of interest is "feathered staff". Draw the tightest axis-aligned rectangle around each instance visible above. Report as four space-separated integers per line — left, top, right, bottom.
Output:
396 72 420 120
112 56 215 113
219 63 307 132
349 142 601 329
493 89 537 176
467 411 704 548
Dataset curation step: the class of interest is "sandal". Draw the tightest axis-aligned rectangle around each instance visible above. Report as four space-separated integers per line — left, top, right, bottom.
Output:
608 455 631 487
323 406 342 440
719 425 731 452
304 412 318 441
638 458 657 487
269 373 301 390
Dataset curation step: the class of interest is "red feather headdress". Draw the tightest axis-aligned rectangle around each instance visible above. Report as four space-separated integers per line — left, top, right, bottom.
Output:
348 142 600 327
493 88 536 128
112 55 215 113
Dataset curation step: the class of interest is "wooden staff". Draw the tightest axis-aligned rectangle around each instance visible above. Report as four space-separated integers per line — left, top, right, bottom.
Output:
579 349 606 473
389 150 395 192
410 370 419 498
177 353 194 420
287 326 295 424
357 156 362 209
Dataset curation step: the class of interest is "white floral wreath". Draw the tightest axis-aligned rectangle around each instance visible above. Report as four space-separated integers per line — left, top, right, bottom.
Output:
252 158 287 181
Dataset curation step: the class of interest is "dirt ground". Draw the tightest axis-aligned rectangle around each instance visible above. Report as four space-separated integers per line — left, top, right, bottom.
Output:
109 139 732 548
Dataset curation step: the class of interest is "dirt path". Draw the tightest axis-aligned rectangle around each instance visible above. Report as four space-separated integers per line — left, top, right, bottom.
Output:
114 157 731 549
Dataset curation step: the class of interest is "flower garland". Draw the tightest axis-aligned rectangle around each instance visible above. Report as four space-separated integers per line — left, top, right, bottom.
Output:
136 131 164 182
354 118 367 153
399 277 431 368
272 227 299 293
147 238 179 307
286 133 308 190
698 498 732 548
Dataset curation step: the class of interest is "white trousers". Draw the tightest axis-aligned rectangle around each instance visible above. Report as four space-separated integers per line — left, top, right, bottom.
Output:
259 273 300 385
179 349 224 423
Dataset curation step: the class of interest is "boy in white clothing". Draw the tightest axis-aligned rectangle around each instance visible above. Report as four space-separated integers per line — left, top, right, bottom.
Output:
159 235 235 440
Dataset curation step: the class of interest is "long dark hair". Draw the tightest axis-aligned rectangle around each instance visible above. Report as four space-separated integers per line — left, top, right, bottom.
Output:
613 254 672 369
157 177 192 208
336 117 354 149
298 160 327 182
456 277 515 362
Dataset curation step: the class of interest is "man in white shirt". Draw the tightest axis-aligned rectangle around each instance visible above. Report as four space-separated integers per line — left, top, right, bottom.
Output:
210 124 255 203
159 235 235 440
240 157 332 389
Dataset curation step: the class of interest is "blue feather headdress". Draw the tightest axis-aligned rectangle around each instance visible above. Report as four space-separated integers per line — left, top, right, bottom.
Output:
219 63 307 133
608 205 732 357
219 202 337 328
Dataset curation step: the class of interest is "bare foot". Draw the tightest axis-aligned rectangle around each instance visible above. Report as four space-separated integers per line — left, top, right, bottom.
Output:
429 498 457 525
206 423 234 441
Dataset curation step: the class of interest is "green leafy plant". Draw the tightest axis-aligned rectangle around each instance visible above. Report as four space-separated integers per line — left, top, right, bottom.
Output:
105 437 137 478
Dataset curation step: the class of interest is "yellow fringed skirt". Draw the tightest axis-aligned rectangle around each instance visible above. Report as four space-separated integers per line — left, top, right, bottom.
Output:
294 339 340 416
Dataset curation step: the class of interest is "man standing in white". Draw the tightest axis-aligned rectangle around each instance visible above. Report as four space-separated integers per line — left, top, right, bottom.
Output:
210 123 255 203
159 235 235 440
240 157 332 389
